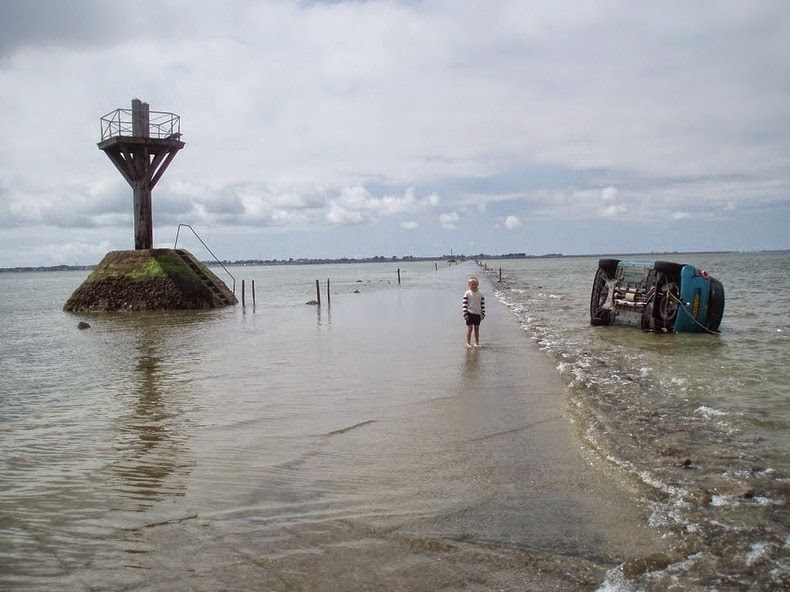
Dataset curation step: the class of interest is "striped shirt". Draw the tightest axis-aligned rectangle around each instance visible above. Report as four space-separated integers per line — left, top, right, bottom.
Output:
463 289 485 317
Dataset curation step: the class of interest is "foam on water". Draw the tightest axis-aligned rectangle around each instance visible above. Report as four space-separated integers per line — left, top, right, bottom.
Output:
487 251 789 590
1 256 786 590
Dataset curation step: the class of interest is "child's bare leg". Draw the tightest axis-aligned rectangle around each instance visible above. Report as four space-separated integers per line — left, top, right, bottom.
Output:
466 325 473 346
474 325 480 345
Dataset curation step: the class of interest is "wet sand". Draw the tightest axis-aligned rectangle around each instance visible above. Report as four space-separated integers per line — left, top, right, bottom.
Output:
56 264 667 591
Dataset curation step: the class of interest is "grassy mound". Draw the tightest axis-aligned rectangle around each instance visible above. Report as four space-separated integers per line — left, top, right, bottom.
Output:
64 249 231 312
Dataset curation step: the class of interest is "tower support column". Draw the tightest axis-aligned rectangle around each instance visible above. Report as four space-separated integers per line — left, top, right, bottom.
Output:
133 184 154 250
97 99 184 251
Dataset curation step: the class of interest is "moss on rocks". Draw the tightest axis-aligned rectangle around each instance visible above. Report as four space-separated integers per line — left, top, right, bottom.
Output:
64 249 236 312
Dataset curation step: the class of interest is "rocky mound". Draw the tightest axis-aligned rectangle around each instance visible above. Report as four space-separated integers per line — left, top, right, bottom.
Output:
64 249 236 312
64 274 216 312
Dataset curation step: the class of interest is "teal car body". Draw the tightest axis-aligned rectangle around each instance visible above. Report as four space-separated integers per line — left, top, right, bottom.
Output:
590 259 725 333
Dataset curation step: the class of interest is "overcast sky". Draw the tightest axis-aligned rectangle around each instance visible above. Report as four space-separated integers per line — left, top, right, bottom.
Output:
1 0 788 267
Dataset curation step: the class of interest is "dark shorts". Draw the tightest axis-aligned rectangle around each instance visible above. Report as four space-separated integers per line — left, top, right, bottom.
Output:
465 313 482 326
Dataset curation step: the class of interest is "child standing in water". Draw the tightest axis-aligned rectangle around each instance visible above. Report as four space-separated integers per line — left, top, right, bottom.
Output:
462 276 486 348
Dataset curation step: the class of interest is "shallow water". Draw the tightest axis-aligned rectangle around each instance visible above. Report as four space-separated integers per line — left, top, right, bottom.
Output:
488 251 789 590
0 254 786 591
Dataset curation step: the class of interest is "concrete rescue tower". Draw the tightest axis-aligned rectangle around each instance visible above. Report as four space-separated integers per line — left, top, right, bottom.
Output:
98 99 185 249
63 99 236 312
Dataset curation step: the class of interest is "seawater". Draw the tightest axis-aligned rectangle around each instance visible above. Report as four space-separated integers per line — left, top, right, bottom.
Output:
0 253 787 591
487 251 789 590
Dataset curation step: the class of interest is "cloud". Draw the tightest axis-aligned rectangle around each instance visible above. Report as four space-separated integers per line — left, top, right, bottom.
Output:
325 186 440 226
504 215 522 230
599 203 628 218
326 186 369 225
439 212 461 230
0 1 788 265
600 186 618 202
0 1 116 55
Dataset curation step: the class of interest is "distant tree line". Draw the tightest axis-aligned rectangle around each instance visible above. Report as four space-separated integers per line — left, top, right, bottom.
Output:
221 253 543 266
1 252 565 272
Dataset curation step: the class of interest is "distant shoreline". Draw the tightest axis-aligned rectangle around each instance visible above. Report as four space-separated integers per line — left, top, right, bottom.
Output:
1 249 775 273
0 254 528 273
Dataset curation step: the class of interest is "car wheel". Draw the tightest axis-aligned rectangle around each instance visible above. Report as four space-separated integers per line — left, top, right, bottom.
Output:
706 277 725 332
590 267 612 325
590 316 610 326
655 273 680 329
654 261 685 275
597 259 620 277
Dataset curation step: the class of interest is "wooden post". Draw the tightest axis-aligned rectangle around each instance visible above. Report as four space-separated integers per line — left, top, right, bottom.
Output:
97 99 184 251
241 280 246 307
499 267 502 282
131 98 149 138
397 268 401 284
132 99 152 249
252 280 256 306
327 278 331 305
133 184 153 250
315 279 321 307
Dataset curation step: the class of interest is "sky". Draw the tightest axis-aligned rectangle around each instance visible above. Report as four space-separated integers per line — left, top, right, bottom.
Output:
1 0 788 267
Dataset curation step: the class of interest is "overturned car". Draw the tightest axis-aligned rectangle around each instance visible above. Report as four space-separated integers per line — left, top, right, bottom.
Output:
590 259 724 333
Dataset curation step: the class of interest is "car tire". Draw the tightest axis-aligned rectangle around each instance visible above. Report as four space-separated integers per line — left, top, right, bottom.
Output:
706 277 725 332
654 273 680 330
654 261 685 276
590 316 610 326
597 259 620 277
590 266 612 326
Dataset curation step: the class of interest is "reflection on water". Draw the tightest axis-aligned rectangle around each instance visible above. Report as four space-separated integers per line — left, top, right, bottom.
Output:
4 258 783 590
108 320 193 510
0 303 213 584
462 347 481 381
316 301 331 326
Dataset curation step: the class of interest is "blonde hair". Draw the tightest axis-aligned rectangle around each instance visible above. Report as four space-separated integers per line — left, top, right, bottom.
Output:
468 276 479 284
